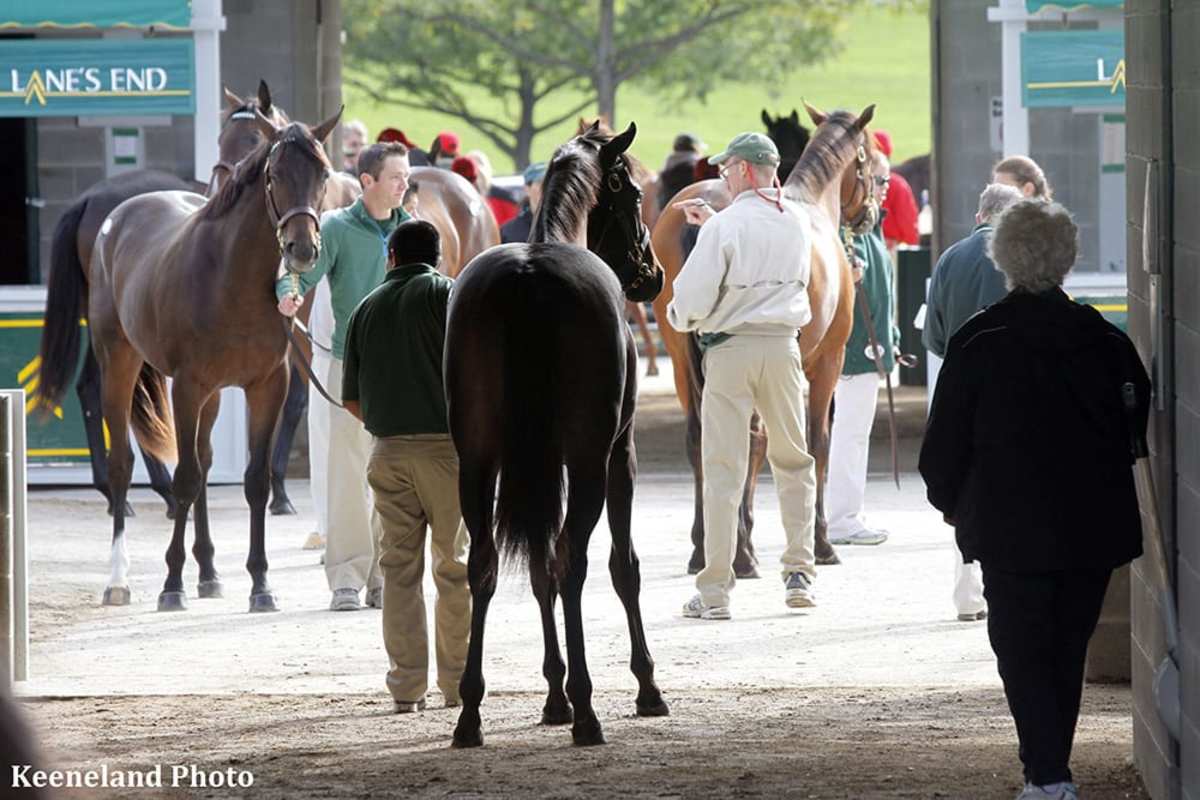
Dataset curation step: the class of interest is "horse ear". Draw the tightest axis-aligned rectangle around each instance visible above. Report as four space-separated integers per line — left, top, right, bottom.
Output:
589 120 601 133
601 122 637 160
252 108 280 140
224 87 244 110
855 104 877 130
790 109 800 125
257 80 273 115
311 105 344 144
761 109 772 128
803 100 827 127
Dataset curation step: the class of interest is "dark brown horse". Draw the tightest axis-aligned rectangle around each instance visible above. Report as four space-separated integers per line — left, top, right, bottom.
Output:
38 108 340 612
650 104 878 574
446 122 667 748
38 81 289 520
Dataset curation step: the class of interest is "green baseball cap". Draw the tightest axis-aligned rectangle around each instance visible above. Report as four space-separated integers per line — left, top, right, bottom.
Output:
707 132 780 166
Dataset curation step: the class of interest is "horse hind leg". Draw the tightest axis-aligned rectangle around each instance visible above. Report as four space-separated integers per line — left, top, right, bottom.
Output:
559 457 608 747
807 353 842 566
243 367 288 612
606 418 668 718
530 564 572 725
733 413 766 579
98 346 141 606
193 393 222 598
452 456 500 749
158 380 215 612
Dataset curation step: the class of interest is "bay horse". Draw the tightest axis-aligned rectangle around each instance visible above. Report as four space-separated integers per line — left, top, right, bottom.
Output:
38 108 341 612
37 81 289 520
446 122 667 748
650 103 878 574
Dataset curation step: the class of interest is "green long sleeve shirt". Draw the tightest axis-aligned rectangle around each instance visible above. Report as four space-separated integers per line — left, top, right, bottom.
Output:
274 197 409 360
843 225 898 376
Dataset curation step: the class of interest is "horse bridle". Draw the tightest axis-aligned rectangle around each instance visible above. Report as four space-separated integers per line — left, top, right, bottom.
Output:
841 138 880 235
591 165 657 294
206 109 258 197
263 140 324 257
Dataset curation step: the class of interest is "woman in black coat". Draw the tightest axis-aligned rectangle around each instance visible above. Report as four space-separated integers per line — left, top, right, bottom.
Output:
919 199 1150 800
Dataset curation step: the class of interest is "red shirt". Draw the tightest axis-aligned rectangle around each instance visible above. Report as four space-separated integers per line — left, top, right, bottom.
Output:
882 171 919 246
487 195 518 228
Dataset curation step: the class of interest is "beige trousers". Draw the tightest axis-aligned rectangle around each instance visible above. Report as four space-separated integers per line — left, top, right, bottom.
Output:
323 357 382 592
367 435 470 704
698 335 817 608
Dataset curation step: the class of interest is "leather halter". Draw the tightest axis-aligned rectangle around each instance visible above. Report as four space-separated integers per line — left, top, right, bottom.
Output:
591 166 657 294
263 140 323 255
841 140 879 235
206 108 259 197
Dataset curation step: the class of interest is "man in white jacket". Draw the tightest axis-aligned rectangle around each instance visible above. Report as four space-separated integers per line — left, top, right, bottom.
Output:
668 132 818 621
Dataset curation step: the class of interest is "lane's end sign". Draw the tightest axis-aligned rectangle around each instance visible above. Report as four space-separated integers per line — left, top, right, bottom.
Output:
0 38 194 117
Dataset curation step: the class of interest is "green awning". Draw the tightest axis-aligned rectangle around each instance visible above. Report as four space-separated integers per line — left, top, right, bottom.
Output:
1021 30 1125 108
0 1 191 31
1026 0 1122 10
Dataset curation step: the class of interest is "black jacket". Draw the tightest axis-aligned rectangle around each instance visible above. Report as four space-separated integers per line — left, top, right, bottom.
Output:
918 288 1150 572
500 205 533 244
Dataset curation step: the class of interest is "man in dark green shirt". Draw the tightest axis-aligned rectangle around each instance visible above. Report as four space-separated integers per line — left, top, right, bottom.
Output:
342 219 469 714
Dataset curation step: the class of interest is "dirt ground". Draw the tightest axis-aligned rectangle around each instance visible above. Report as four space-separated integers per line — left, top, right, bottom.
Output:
16 363 1150 799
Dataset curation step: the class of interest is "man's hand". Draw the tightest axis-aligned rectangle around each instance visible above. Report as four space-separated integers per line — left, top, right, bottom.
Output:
278 293 304 318
674 198 715 226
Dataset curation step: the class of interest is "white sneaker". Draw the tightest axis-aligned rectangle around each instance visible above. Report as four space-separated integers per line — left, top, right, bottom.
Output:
784 572 816 608
829 528 889 546
329 588 361 611
1016 782 1079 800
682 594 731 620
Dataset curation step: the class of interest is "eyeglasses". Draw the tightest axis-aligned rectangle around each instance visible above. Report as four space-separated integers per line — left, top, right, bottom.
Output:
719 161 742 180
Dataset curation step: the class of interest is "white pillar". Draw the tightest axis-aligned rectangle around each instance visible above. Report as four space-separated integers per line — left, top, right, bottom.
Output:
190 0 226 184
987 0 1030 157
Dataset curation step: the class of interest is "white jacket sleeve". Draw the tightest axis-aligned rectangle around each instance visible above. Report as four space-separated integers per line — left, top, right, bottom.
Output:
667 220 726 333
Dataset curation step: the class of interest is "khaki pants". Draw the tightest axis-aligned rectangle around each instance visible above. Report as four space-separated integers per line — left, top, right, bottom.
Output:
323 357 382 592
367 435 470 704
698 336 817 608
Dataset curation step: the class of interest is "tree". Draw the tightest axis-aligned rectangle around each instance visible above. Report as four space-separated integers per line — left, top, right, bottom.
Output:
344 0 904 169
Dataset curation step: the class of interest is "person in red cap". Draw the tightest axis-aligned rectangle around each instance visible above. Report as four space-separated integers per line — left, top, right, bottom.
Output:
450 155 477 185
429 131 460 169
378 128 429 166
873 130 919 261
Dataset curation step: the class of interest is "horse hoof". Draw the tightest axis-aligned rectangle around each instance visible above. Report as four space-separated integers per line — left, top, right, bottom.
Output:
452 727 483 749
571 717 606 747
541 702 574 726
165 504 177 521
270 497 297 516
734 566 760 579
102 586 131 606
248 592 280 613
157 591 188 612
816 550 842 566
636 693 670 717
197 580 224 599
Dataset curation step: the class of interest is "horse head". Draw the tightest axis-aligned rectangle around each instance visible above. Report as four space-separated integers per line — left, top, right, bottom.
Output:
761 108 811 180
587 122 664 302
255 108 342 271
210 80 291 196
800 102 880 235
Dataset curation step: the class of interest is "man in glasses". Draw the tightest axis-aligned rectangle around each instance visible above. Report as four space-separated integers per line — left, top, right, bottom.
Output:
667 132 818 621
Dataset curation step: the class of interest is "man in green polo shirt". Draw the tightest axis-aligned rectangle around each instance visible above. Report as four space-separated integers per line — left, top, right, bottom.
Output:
342 219 469 713
277 141 411 612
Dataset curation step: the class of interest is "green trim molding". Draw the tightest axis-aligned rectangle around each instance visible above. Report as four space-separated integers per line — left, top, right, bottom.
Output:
0 1 190 30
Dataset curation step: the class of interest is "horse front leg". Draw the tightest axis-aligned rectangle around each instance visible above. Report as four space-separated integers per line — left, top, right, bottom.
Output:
606 417 668 718
807 353 842 566
243 366 288 612
453 457 499 749
193 393 222 599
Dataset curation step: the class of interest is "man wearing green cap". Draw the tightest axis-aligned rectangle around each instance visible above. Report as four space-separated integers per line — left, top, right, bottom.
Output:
668 131 818 621
500 161 547 244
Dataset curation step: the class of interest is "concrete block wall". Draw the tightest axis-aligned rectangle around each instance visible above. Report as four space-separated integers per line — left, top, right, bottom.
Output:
221 1 320 126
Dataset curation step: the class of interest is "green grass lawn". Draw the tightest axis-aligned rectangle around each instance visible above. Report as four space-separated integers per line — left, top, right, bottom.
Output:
344 5 929 175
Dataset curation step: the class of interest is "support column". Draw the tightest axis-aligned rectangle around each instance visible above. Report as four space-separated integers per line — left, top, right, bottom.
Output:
191 0 226 184
987 0 1029 157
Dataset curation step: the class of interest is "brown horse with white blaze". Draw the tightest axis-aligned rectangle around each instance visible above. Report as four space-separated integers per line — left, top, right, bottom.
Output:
38 108 341 612
651 103 879 573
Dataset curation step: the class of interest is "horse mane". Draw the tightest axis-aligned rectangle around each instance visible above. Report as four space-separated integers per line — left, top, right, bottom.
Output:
530 132 604 244
786 110 866 202
200 122 329 220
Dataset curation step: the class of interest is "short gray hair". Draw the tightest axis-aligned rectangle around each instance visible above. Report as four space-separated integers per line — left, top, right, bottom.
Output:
977 183 1023 223
988 200 1078 292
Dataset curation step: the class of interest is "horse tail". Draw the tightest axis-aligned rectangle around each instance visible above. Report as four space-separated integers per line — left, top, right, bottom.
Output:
36 199 90 418
493 268 565 576
130 363 177 464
